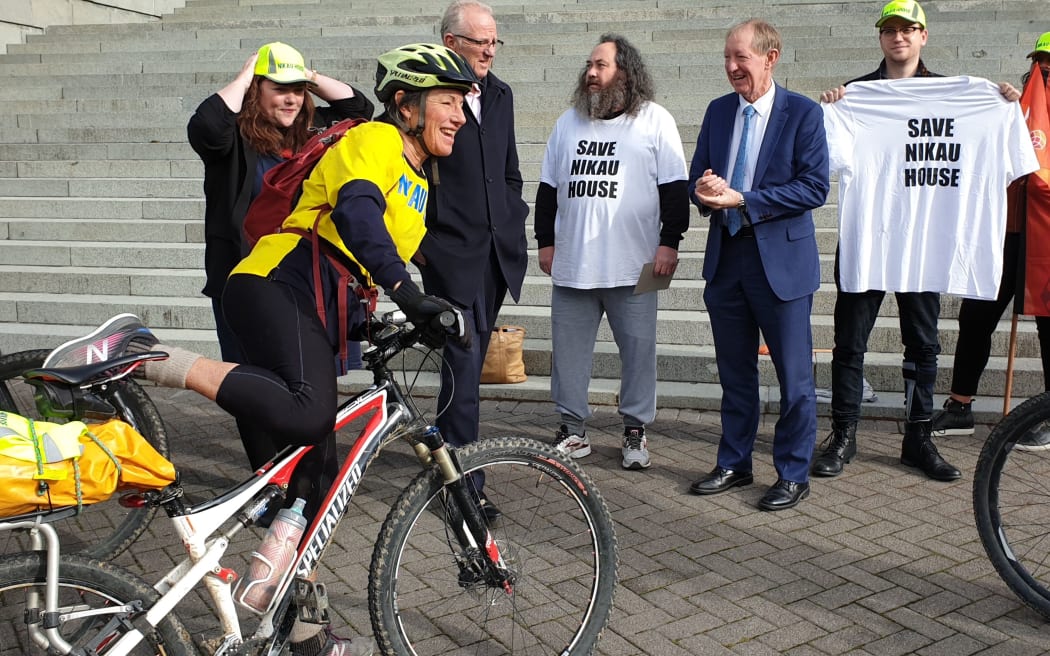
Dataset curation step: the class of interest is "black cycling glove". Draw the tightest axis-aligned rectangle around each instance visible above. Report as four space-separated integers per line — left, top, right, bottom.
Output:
389 280 471 348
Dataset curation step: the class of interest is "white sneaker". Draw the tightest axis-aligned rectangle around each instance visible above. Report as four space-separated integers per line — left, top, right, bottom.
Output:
554 426 591 459
861 377 878 403
44 313 158 367
622 427 651 470
1016 428 1050 451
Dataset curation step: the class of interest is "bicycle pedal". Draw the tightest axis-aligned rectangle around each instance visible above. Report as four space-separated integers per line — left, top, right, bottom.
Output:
201 634 243 656
294 578 331 625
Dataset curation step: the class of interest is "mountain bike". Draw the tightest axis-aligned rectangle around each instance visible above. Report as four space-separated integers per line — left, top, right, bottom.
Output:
0 348 168 560
0 312 618 655
973 389 1050 619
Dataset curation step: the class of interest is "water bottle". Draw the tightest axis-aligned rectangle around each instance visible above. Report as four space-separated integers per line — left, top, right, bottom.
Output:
235 497 307 613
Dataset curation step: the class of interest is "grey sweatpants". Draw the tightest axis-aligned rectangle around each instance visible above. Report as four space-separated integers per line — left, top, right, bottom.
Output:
550 284 658 435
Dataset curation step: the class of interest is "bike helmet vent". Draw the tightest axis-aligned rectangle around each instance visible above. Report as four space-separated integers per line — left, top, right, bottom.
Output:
375 43 478 103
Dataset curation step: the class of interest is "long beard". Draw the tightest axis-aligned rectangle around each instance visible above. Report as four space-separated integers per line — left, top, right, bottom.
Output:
573 78 627 119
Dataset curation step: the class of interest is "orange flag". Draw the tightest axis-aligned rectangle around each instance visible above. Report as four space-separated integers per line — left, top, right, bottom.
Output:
1018 64 1050 316
1020 63 1050 184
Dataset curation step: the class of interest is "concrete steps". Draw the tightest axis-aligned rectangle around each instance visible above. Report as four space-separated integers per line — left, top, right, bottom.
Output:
0 0 1043 415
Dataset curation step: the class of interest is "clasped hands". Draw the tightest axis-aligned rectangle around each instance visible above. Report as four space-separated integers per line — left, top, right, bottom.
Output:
693 168 745 210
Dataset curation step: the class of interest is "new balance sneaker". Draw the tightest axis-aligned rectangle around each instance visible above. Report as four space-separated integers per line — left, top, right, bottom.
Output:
553 426 591 459
931 398 975 436
320 632 373 656
473 489 502 522
292 627 373 656
621 427 651 470
1016 427 1050 451
44 313 158 368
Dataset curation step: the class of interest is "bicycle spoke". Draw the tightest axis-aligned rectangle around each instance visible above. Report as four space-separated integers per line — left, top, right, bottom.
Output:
976 394 1050 619
0 553 192 655
371 438 617 656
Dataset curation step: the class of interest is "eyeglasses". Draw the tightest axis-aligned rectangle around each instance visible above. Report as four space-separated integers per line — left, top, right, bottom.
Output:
879 26 922 37
452 34 504 50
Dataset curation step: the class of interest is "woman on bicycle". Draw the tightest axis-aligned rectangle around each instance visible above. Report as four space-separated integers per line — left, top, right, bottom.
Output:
48 42 478 656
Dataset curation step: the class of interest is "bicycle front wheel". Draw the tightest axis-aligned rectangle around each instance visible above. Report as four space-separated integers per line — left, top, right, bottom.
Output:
0 349 169 560
0 551 194 655
974 390 1050 618
369 436 618 656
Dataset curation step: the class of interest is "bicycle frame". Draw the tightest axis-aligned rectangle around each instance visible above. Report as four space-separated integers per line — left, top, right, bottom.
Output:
8 317 511 656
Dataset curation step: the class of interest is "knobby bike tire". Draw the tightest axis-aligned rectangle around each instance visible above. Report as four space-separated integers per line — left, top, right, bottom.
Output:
368 436 618 656
974 389 1050 619
0 551 195 655
0 349 169 560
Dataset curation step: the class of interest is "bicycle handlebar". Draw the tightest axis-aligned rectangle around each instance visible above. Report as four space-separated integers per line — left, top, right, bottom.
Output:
364 309 457 369
380 309 455 330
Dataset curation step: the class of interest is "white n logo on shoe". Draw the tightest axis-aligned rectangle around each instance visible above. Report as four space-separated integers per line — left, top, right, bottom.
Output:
86 339 112 364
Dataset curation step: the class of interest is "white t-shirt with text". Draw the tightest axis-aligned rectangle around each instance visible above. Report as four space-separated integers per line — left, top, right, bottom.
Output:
539 102 687 289
823 76 1038 299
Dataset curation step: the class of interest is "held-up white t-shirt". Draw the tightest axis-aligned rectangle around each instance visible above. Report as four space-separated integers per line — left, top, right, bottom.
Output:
539 102 687 289
823 76 1038 299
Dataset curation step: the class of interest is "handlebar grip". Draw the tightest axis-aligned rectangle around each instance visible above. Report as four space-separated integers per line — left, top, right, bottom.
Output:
435 311 456 329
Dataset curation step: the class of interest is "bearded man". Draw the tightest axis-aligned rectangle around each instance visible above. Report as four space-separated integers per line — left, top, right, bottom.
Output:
534 33 688 471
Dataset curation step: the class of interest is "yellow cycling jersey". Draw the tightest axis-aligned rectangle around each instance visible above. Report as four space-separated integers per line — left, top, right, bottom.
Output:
232 121 428 285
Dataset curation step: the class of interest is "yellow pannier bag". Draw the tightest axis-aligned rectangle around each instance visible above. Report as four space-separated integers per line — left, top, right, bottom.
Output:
0 412 176 517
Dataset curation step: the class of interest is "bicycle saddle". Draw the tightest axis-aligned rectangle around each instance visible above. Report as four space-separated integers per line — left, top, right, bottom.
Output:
23 351 169 387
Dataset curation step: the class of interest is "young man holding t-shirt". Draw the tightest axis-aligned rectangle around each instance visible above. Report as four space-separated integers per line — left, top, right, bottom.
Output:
813 0 1031 482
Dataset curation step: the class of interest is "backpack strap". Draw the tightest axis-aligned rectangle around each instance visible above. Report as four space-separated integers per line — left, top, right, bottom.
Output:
283 213 377 374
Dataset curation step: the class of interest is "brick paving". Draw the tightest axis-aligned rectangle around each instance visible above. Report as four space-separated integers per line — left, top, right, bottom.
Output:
111 387 1050 655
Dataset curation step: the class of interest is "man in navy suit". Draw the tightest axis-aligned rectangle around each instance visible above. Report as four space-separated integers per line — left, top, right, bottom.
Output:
416 1 529 519
687 19 830 511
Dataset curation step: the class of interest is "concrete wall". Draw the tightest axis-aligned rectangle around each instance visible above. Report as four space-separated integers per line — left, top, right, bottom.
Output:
0 0 186 53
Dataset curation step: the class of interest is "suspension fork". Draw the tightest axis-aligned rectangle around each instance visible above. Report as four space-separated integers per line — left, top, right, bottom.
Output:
416 426 513 591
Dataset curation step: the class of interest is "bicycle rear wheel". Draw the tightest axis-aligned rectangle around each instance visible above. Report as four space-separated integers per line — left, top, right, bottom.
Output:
974 390 1050 618
369 436 618 656
0 551 194 655
0 349 169 560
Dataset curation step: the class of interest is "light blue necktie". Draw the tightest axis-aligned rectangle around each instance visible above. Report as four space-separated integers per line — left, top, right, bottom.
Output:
726 105 756 236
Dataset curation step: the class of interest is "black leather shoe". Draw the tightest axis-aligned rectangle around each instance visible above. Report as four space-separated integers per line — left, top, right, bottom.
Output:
901 421 962 481
811 424 857 477
758 479 810 511
475 491 502 522
689 467 753 495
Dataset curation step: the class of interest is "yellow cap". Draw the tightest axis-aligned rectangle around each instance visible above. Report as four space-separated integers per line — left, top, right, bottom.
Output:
1028 32 1050 58
253 42 313 85
876 0 927 29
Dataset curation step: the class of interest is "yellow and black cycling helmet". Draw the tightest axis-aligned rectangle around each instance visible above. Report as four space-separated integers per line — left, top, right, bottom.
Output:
375 43 478 103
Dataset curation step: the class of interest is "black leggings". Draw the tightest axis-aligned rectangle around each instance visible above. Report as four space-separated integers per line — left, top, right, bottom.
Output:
217 273 341 519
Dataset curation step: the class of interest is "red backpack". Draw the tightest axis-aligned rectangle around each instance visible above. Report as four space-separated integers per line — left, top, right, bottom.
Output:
242 117 367 247
241 117 374 372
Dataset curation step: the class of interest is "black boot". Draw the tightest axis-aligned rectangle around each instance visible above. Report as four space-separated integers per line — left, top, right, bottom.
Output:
900 421 961 481
811 423 857 477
